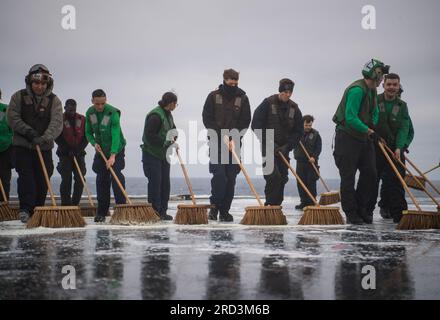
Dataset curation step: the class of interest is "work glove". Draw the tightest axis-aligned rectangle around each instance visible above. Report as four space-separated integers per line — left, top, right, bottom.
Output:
24 129 39 142
275 144 290 158
32 136 46 146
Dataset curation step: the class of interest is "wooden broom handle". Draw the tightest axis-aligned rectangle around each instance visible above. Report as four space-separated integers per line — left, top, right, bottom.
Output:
97 149 132 205
176 148 196 205
73 156 95 207
299 141 331 192
278 151 320 207
405 155 440 196
383 144 439 207
378 142 421 211
424 164 440 175
224 136 264 206
0 178 8 204
35 145 57 207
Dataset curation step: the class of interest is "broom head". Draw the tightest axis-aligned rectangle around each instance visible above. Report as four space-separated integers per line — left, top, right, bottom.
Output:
404 175 426 190
318 191 341 205
0 202 17 222
174 204 209 225
26 206 86 228
298 205 344 225
240 205 287 225
80 205 97 217
397 210 439 230
110 203 160 225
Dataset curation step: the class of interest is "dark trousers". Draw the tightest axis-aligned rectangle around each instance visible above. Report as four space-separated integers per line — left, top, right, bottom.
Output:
0 146 13 202
209 163 240 213
264 156 289 206
56 155 86 205
368 147 407 216
92 149 126 217
13 146 54 214
296 160 318 205
142 151 170 217
333 130 377 217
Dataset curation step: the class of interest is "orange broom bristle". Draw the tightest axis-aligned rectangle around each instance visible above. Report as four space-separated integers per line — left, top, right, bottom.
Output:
110 203 160 225
80 206 97 217
174 204 208 225
298 206 344 225
0 203 17 222
404 175 426 190
240 206 287 225
397 210 439 230
318 191 341 205
26 206 86 229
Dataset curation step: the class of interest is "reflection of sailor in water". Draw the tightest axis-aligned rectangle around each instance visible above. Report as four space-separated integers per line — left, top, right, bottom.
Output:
335 232 414 299
92 230 124 299
206 230 241 300
141 230 175 300
258 232 320 299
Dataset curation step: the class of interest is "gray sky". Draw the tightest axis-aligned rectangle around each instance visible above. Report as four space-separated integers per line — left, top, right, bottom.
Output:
1 0 439 179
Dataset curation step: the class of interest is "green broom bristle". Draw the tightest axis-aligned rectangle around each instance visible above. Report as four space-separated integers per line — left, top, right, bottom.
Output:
240 206 287 225
110 203 160 225
174 205 208 225
26 206 86 229
298 206 344 225
318 191 341 205
397 210 439 230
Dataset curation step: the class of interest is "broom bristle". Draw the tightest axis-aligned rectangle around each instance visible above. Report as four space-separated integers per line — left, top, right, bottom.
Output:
298 206 344 225
26 206 86 228
318 191 341 205
80 206 97 217
0 203 17 222
174 204 208 225
397 210 439 230
404 175 426 190
240 206 287 225
110 203 160 225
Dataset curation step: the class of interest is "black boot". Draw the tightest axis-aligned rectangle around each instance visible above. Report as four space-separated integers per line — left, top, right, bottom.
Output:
358 208 373 224
392 211 403 223
94 215 106 223
379 207 392 219
208 207 218 221
345 212 364 225
160 213 173 221
295 203 306 210
219 211 233 222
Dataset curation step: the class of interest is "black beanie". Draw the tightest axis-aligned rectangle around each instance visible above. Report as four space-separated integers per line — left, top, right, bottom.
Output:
279 78 294 93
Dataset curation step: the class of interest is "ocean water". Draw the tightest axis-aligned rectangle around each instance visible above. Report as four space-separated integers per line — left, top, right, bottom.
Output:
8 177 440 205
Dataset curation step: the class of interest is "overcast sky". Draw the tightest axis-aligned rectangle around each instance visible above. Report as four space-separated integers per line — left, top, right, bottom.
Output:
1 0 439 179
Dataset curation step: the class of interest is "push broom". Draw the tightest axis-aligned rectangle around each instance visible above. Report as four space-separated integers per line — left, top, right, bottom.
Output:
0 178 16 221
73 156 97 217
224 136 287 225
299 141 340 205
174 147 209 225
98 149 160 225
405 156 440 196
378 141 439 230
278 152 344 225
404 162 439 191
383 143 440 213
27 145 86 228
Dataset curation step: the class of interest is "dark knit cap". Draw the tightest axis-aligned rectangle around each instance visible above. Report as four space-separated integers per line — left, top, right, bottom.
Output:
279 78 295 93
223 68 239 80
